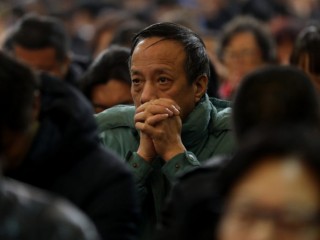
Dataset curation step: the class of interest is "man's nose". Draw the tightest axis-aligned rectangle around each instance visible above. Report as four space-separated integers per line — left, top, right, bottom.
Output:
248 220 276 240
140 81 157 104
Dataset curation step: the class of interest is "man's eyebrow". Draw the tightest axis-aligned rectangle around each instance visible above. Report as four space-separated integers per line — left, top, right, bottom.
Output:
130 69 141 75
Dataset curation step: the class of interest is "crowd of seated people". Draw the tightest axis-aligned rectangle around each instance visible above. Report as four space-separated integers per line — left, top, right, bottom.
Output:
0 1 320 239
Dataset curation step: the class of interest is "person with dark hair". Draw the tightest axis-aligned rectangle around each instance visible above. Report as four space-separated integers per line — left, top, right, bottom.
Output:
155 65 320 240
290 22 320 93
3 14 89 88
232 65 320 141
157 128 320 240
0 50 99 240
0 50 139 240
81 45 133 113
215 129 320 240
217 16 276 100
96 22 235 239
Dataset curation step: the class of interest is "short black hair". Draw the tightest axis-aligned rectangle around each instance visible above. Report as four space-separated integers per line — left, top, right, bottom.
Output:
5 14 69 61
0 50 39 139
81 45 131 100
130 22 210 84
290 23 320 75
217 16 276 63
232 65 320 141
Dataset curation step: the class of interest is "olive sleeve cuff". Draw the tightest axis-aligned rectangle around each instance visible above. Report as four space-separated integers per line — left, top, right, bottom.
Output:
162 151 200 183
126 151 154 185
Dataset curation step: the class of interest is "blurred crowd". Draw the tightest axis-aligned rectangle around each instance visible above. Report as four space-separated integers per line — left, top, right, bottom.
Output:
0 0 319 100
0 1 320 240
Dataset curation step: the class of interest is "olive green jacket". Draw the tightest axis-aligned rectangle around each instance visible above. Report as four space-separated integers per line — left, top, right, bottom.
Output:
95 94 235 238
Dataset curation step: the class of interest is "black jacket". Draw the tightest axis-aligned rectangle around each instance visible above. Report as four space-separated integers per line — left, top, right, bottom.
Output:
5 74 139 240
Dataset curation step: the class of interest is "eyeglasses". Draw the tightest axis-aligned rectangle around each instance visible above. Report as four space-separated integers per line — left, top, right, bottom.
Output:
221 204 320 236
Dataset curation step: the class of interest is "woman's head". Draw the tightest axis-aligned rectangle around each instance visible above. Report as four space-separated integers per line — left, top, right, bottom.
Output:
215 129 320 240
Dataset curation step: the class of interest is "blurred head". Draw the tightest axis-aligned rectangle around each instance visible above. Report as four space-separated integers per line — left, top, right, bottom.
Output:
232 65 320 142
109 20 147 48
5 14 70 79
217 16 276 88
129 22 209 119
291 23 320 92
81 45 132 113
0 51 40 167
216 129 320 240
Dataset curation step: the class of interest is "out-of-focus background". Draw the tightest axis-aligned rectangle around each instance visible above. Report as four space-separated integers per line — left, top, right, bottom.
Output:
1 0 318 60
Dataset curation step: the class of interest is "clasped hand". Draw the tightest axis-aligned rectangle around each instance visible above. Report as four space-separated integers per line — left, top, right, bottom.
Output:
134 98 186 162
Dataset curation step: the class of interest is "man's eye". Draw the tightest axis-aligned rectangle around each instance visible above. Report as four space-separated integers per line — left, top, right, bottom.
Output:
132 79 141 85
158 77 170 84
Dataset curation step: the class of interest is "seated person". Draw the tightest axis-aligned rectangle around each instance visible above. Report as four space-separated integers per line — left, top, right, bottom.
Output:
156 128 320 240
290 23 320 93
96 22 235 239
81 45 133 113
155 65 320 240
216 16 276 100
215 129 320 240
3 14 90 88
0 57 100 239
0 51 139 240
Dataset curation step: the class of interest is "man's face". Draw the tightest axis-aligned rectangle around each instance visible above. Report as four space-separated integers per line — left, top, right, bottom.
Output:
13 45 69 79
130 37 201 120
91 79 133 113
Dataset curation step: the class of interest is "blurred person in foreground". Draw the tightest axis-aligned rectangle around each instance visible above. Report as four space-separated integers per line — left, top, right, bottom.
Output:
95 22 235 239
214 129 320 240
0 50 100 240
0 50 139 240
155 65 320 240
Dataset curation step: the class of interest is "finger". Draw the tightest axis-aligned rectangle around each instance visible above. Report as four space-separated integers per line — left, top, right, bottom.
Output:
136 99 180 116
145 113 170 126
134 111 147 123
137 104 177 116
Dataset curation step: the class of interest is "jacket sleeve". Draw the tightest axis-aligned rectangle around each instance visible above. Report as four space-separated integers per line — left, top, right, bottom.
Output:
126 151 154 202
161 151 201 183
126 151 201 200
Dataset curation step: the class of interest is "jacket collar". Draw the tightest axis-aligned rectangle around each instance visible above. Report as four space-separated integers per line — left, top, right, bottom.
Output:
181 94 213 148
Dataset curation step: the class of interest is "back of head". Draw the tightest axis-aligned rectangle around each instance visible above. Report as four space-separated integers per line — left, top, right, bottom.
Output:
81 45 131 100
0 51 39 151
130 22 210 84
291 23 320 75
219 127 320 190
5 14 69 61
232 65 320 141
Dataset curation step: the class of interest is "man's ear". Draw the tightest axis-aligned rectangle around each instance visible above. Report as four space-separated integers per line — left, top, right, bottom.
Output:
193 75 208 103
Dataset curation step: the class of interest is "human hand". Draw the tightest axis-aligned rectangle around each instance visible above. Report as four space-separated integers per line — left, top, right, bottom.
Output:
135 98 185 161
